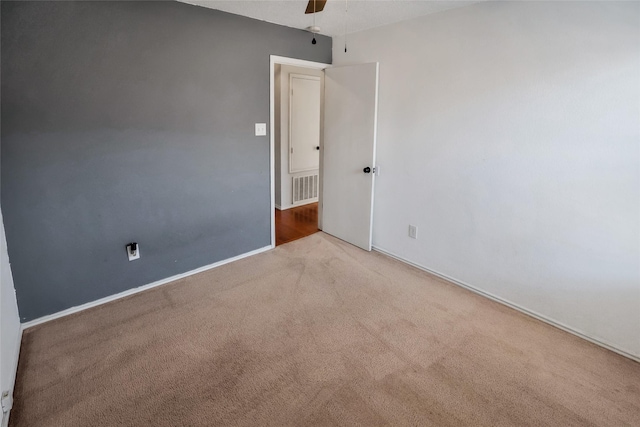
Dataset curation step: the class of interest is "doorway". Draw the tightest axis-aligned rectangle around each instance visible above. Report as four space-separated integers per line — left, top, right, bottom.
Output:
275 202 319 246
269 56 380 250
270 56 329 247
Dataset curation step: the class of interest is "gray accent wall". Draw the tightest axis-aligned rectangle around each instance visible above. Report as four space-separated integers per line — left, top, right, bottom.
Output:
1 1 331 321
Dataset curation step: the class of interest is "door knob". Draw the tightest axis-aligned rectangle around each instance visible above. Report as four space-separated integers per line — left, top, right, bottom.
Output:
363 167 371 173
316 146 320 150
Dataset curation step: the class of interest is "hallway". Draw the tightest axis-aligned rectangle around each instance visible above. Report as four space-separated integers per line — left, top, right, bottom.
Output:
275 202 319 246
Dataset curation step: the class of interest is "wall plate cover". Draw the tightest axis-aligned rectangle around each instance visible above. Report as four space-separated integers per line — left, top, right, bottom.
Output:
255 123 267 136
127 244 140 261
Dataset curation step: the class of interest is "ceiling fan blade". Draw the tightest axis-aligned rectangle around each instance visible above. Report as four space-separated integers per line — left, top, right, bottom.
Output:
305 0 328 14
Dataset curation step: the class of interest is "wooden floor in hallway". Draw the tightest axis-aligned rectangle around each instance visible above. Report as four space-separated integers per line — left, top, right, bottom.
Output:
275 202 319 246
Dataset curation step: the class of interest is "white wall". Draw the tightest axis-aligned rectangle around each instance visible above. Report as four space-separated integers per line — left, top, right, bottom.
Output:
276 64 323 210
1 209 21 425
334 1 640 358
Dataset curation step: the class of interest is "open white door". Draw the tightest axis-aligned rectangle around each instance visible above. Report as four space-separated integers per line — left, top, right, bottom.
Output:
322 63 379 251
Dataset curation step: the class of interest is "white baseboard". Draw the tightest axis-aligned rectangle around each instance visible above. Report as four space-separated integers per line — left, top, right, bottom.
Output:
1 327 23 427
292 198 319 208
22 245 272 330
372 245 640 364
278 199 319 211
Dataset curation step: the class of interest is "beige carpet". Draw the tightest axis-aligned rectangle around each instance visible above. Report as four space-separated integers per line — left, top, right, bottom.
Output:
10 233 640 426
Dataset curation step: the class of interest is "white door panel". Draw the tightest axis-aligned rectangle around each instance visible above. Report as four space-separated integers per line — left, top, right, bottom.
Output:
322 63 379 251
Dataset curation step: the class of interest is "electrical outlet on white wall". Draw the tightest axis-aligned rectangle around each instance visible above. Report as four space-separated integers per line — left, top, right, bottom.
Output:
408 225 418 239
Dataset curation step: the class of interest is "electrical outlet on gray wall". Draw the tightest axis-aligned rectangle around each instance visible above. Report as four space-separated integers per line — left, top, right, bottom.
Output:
409 225 418 239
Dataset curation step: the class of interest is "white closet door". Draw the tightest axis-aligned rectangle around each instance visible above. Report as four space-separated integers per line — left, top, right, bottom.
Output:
289 74 321 173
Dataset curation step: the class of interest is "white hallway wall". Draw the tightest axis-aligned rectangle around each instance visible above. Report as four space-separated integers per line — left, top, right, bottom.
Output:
1 208 21 424
333 1 640 358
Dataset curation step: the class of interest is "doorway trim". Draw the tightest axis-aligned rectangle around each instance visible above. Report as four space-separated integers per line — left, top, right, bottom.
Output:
269 55 331 248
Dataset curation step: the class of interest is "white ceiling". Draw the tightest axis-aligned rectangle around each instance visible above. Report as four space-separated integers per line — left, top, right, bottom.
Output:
178 0 481 37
